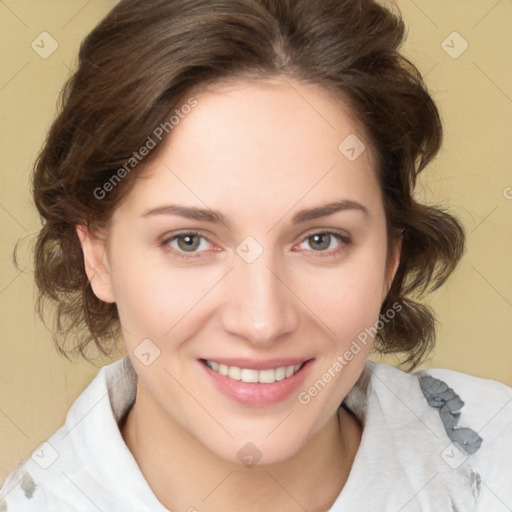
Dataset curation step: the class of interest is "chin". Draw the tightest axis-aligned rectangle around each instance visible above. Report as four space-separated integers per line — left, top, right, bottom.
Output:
196 423 313 467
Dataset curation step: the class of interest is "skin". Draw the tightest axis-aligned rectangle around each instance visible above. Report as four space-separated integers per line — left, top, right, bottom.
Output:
76 76 401 511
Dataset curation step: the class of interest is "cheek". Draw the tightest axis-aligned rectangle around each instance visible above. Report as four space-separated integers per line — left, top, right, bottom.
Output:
298 243 389 342
293 249 387 418
108 242 207 349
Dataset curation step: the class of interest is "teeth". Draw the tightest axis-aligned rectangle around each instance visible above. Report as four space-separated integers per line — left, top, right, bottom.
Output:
228 366 241 380
241 369 259 383
205 360 303 384
258 369 276 384
274 367 286 381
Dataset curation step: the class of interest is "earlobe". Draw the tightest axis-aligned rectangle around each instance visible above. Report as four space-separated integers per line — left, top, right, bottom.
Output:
75 224 115 303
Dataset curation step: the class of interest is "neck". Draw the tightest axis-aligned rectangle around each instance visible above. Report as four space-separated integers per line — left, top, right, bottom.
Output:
121 383 362 512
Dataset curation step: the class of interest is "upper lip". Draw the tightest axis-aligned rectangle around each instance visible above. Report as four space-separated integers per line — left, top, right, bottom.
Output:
200 357 313 370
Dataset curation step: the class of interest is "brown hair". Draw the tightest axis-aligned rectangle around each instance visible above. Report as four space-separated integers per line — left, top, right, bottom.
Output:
29 0 465 368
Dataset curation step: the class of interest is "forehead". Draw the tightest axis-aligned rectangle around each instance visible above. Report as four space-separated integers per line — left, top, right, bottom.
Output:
171 76 374 168
115 77 382 223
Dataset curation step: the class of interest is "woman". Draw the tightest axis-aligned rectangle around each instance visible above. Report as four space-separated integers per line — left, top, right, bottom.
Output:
1 0 511 510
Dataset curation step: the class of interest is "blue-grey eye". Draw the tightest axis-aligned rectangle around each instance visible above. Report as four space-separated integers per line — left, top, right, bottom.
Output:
168 233 210 253
299 232 343 252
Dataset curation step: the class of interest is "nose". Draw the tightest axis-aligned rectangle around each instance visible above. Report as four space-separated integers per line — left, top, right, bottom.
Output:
220 252 300 347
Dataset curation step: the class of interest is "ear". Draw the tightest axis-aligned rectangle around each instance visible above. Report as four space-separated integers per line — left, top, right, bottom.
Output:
75 224 115 303
382 230 403 302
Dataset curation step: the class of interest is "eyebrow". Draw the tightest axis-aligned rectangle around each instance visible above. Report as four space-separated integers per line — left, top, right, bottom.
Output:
290 200 369 223
141 199 369 227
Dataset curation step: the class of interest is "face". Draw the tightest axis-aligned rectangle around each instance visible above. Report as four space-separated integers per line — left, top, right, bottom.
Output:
78 77 401 465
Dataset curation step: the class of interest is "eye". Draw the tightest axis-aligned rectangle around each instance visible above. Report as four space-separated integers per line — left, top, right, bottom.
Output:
162 232 213 258
296 230 350 255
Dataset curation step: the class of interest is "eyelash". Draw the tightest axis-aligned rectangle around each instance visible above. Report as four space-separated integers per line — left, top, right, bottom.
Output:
160 230 351 261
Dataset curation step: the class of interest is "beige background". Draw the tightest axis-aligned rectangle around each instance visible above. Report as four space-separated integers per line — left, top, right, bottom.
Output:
1 0 511 482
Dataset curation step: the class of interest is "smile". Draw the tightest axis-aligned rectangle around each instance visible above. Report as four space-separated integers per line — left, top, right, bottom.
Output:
204 360 303 384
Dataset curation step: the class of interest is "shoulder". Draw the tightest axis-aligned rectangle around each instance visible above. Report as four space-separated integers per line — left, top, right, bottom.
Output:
415 366 512 452
420 367 512 510
365 361 512 427
424 366 512 401
367 362 512 450
368 362 512 510
0 357 139 512
0 437 83 511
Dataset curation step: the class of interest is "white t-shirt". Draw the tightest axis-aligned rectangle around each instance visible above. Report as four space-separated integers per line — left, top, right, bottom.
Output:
1 356 511 511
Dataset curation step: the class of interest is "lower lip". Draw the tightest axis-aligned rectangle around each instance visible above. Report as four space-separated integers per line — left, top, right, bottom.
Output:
200 359 314 407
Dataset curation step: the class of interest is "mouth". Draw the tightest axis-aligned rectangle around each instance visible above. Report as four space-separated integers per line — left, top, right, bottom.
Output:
199 357 314 406
203 359 305 384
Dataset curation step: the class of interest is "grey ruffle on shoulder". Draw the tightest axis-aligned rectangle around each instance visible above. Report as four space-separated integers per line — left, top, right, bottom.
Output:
418 374 483 455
